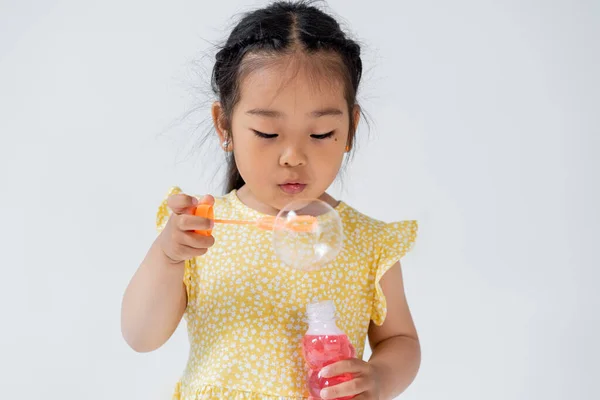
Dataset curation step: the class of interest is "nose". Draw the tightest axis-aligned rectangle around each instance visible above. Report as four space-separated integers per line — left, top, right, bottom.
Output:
279 143 307 167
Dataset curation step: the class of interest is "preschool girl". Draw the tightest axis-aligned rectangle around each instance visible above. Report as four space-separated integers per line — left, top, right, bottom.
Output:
121 2 420 399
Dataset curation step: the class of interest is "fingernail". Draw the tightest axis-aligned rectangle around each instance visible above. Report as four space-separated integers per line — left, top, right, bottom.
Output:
318 368 328 378
320 389 329 399
191 197 199 205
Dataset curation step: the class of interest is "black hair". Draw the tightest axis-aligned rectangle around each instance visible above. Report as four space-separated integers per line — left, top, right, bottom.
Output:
212 0 364 193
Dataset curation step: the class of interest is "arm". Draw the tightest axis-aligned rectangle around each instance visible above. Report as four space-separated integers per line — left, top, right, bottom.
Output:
319 261 420 400
120 240 188 353
120 192 214 353
367 261 421 399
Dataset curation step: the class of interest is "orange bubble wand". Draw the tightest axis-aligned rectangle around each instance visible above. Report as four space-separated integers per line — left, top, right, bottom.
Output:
193 204 318 236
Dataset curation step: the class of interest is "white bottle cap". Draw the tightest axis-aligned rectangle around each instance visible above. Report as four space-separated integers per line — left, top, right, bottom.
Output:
306 300 336 322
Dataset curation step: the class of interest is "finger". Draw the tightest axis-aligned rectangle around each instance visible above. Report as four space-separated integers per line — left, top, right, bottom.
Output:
320 377 368 400
180 231 215 249
177 214 214 232
167 194 199 215
167 243 209 261
319 359 366 378
198 194 215 206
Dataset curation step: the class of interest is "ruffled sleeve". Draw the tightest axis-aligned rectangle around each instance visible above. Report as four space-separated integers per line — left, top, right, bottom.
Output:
155 186 197 304
371 220 418 326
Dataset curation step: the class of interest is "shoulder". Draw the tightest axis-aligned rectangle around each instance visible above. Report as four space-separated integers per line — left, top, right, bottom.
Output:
338 201 387 236
338 201 418 252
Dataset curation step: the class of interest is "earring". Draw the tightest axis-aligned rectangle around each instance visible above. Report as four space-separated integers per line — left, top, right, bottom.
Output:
345 145 350 152
221 130 231 151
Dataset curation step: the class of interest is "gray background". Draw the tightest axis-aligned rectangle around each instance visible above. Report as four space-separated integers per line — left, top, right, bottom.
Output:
1 0 598 399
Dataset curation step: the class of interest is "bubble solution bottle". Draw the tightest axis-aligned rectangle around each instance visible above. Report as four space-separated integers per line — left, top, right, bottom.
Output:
302 300 356 400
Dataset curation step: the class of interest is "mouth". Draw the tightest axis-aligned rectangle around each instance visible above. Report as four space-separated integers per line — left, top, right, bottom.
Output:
279 182 307 195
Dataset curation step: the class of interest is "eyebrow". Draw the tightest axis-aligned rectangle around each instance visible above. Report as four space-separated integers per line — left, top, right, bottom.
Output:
246 108 344 118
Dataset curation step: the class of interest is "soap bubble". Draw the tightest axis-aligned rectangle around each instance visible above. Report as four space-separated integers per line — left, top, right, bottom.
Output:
272 198 344 271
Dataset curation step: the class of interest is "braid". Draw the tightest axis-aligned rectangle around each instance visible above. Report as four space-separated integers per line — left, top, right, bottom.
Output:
212 36 289 101
305 36 362 91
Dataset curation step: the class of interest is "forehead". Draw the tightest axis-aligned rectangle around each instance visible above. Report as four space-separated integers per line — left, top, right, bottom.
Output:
236 54 347 113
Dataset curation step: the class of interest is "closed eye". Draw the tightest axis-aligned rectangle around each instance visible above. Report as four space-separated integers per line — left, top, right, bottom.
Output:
310 131 334 140
252 129 278 139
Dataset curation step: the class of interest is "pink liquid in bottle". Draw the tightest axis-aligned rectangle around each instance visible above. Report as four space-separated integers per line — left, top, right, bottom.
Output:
302 300 356 400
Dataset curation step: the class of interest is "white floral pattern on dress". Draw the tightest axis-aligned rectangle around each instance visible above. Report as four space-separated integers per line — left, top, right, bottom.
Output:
156 187 418 399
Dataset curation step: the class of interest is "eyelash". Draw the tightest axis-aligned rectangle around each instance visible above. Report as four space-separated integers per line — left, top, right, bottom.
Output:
252 130 278 139
252 130 334 140
311 131 334 140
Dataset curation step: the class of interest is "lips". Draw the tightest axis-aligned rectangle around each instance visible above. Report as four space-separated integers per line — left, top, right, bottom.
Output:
279 183 307 194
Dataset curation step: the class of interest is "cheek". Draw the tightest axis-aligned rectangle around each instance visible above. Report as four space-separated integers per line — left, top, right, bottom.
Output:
313 147 345 175
232 137 273 178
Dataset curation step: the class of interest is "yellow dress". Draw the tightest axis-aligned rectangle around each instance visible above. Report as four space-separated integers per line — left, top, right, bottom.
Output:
156 187 418 400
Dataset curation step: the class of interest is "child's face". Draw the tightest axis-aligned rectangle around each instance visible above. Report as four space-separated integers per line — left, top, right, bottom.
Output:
219 58 356 212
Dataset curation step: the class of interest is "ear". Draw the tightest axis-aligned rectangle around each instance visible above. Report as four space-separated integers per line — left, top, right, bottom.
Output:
347 104 361 151
212 101 230 147
352 104 361 133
